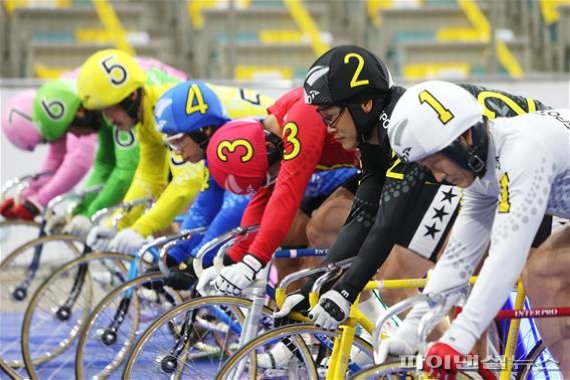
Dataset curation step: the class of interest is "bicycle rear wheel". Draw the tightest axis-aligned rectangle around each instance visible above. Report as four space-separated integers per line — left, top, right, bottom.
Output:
0 234 82 368
21 252 130 379
216 323 374 380
76 272 183 379
122 295 274 379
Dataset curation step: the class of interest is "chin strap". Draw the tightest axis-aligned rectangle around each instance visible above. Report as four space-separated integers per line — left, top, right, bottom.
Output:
441 118 489 178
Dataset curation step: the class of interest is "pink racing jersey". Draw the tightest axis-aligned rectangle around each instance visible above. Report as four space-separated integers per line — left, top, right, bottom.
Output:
22 133 97 207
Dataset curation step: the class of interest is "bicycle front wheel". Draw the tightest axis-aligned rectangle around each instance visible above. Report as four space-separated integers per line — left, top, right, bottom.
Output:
76 272 183 379
217 323 374 380
122 295 274 379
21 252 130 379
0 234 83 368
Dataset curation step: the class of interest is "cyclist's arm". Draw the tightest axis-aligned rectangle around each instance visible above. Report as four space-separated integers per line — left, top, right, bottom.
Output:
79 127 139 217
228 101 327 264
440 141 553 354
23 133 97 207
130 157 206 237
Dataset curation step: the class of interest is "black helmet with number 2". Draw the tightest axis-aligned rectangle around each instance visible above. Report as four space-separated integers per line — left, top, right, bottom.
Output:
303 45 394 142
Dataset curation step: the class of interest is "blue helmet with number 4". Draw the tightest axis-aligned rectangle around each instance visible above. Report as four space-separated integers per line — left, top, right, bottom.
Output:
155 80 229 137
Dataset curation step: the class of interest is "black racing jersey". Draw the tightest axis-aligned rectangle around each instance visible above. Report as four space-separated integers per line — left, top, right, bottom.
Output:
312 84 550 304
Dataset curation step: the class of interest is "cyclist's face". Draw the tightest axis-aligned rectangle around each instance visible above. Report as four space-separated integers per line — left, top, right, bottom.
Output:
317 105 357 150
104 105 135 130
420 153 476 188
165 134 204 163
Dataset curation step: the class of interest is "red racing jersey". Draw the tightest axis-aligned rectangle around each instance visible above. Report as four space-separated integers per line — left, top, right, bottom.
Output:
227 87 360 264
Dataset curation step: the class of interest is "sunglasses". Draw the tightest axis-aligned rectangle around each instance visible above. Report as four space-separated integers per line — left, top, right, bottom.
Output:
317 106 346 128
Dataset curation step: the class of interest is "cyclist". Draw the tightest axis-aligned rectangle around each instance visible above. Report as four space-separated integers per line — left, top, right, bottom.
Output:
152 80 273 289
0 89 96 221
385 80 569 378
78 49 271 255
277 45 552 337
197 86 360 296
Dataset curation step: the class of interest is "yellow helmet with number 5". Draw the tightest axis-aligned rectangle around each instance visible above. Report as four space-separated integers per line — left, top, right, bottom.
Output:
77 49 146 110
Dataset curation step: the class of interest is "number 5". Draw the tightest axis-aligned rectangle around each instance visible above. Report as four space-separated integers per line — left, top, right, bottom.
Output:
101 56 127 85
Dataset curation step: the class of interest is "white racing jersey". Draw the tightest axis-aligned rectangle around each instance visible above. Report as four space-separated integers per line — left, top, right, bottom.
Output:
412 109 570 355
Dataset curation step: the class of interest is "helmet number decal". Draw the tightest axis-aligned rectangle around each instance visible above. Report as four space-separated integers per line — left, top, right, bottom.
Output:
418 90 455 125
101 56 128 86
239 88 261 105
186 84 209 115
344 53 370 88
40 98 65 120
217 139 254 163
477 91 529 119
498 173 511 213
283 122 301 161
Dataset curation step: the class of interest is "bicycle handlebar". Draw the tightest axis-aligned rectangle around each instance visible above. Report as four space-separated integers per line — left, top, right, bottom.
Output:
90 196 154 225
1 172 54 199
155 226 208 276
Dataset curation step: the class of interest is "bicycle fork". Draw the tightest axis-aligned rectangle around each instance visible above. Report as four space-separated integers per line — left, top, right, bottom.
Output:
12 228 47 301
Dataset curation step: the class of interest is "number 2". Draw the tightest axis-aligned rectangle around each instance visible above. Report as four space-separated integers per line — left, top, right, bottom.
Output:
344 53 370 88
418 90 454 125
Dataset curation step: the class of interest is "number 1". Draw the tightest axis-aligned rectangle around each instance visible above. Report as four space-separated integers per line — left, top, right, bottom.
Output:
419 90 454 125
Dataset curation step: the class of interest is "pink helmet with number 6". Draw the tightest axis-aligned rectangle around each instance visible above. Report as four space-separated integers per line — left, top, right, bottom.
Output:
1 90 42 151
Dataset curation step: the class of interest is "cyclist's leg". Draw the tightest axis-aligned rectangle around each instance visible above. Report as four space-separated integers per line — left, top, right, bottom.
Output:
306 186 354 248
522 224 570 377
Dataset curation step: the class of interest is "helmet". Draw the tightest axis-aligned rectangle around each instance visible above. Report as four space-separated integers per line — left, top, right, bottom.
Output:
155 80 229 140
77 49 146 110
33 79 82 141
303 45 393 106
303 45 394 142
387 80 489 176
206 118 283 195
1 90 42 151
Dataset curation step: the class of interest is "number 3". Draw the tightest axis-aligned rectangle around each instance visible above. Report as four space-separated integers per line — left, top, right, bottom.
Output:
418 90 455 125
101 56 127 85
283 122 301 160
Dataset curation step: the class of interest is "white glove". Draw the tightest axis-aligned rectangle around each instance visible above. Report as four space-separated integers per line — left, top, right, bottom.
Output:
110 228 148 254
86 225 117 252
196 265 219 296
308 289 351 330
375 321 420 364
214 254 263 296
63 215 93 241
45 214 68 235
274 293 307 319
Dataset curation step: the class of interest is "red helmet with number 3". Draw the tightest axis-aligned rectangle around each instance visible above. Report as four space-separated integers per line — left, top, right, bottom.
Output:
206 118 283 195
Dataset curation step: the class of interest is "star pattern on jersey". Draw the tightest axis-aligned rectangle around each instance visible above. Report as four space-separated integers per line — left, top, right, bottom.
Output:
432 205 449 222
424 222 441 239
441 188 458 204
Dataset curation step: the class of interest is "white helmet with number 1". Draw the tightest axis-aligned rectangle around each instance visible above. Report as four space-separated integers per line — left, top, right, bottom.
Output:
387 80 484 164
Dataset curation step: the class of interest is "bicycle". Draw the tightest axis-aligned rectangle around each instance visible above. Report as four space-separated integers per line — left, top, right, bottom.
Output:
216 259 454 379
120 226 329 379
17 197 153 378
0 185 103 370
74 227 207 379
352 281 570 379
